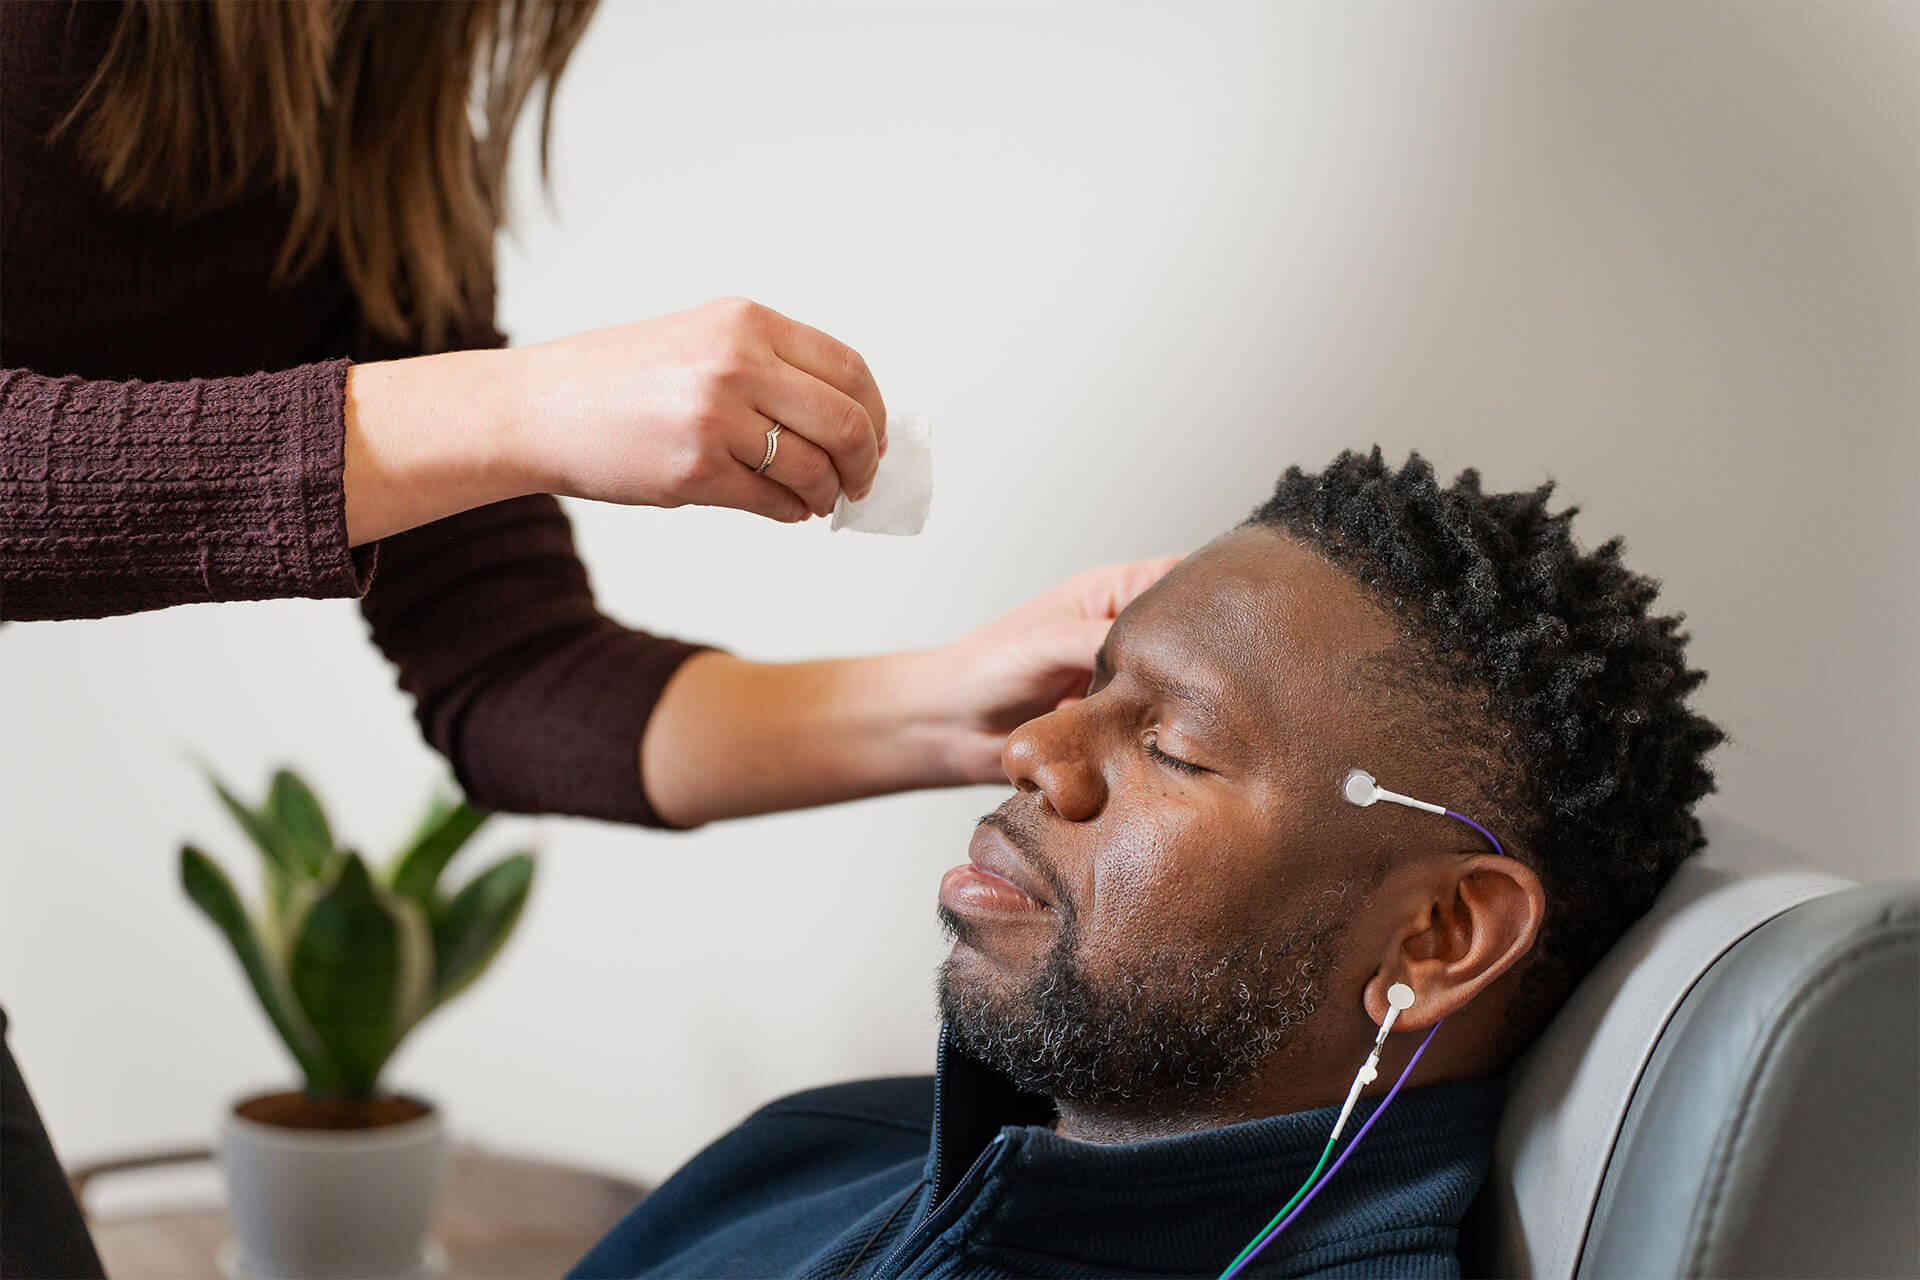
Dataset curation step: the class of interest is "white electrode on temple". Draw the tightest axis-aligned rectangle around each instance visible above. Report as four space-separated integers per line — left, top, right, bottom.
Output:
831 411 931 535
1339 768 1510 860
1340 768 1446 815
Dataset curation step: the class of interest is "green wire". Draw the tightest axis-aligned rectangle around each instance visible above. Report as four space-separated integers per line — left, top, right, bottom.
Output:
1217 1127 1341 1279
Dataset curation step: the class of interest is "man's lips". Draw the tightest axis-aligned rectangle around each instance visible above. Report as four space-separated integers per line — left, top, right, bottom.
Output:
939 822 1057 917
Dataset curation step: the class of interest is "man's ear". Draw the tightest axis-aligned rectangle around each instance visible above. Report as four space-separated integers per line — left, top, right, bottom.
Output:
1361 854 1546 1031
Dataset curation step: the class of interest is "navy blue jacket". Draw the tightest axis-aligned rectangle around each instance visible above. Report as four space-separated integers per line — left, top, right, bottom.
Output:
570 1029 1502 1279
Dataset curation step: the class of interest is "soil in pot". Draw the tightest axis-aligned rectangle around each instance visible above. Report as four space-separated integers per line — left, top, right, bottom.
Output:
235 1091 432 1130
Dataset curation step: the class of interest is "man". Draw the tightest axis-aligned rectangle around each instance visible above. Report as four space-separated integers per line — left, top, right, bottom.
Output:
570 450 1725 1280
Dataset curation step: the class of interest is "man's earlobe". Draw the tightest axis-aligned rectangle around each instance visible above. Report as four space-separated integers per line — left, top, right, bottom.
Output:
1365 855 1546 1030
1362 970 1424 1030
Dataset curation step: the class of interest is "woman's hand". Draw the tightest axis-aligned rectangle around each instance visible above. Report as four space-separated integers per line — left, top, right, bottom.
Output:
502 297 887 520
916 556 1185 782
639 556 1184 826
343 297 886 544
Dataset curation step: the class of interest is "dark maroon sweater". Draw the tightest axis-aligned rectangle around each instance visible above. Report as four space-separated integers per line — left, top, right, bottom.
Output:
0 2 704 825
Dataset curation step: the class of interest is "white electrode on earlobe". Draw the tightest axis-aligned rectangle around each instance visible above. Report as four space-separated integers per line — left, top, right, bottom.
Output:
1373 983 1415 1044
1332 981 1418 1145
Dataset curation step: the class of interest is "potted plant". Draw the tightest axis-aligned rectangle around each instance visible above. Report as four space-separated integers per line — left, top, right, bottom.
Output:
181 769 534 1280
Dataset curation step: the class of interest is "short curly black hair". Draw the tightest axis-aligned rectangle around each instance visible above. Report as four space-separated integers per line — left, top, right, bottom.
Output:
1247 448 1726 1046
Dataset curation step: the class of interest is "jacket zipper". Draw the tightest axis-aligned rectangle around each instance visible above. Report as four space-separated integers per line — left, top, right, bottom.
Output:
864 1030 993 1280
866 1132 1007 1280
867 1031 954 1280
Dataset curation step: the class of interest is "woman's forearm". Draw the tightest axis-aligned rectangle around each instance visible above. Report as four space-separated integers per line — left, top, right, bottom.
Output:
639 650 978 826
342 350 530 546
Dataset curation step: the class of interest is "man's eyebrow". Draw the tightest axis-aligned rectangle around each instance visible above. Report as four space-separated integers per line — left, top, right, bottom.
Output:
1141 667 1237 737
1100 633 1244 745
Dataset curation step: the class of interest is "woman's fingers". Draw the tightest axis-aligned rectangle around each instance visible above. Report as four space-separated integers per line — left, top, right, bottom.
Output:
1061 555 1187 618
705 460 811 524
762 307 888 451
1022 616 1117 677
752 362 881 500
738 417 841 517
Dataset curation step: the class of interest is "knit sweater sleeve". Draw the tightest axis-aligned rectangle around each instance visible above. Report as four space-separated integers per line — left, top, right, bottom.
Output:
0 359 372 620
357 495 711 827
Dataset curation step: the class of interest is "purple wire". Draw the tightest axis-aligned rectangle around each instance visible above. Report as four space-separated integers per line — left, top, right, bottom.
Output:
1222 1019 1445 1280
1444 810 1506 858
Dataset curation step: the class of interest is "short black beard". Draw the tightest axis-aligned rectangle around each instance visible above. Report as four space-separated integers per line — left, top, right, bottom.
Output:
936 900 1346 1112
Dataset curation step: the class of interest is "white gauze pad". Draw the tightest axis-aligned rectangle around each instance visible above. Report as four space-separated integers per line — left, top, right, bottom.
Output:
832 412 931 535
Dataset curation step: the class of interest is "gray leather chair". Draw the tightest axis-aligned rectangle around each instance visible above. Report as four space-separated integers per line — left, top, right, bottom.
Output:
1461 817 1920 1278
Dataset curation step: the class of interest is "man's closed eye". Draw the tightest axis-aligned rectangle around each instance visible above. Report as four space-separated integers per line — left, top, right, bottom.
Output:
1143 728 1205 774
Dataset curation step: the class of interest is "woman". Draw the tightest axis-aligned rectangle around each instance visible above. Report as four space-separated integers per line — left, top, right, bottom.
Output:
0 3 1169 1274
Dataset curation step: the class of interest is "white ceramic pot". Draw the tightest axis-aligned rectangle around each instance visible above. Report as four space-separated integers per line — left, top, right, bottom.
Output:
219 1096 448 1280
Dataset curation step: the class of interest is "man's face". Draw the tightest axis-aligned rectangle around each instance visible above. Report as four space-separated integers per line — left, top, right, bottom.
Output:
937 527 1409 1111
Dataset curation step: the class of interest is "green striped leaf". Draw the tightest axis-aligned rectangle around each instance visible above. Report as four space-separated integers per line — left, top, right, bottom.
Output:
210 777 308 912
389 798 490 906
266 769 334 869
287 855 432 1096
180 846 341 1094
429 853 534 1011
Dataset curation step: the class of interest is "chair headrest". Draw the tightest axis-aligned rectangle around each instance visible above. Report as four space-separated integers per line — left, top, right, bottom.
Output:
1578 880 1919 1277
1467 816 1853 1278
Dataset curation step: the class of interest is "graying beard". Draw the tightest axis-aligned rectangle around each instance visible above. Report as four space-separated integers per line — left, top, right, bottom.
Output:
938 908 1346 1109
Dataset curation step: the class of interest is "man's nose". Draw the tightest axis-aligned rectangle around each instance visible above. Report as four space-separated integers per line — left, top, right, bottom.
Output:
1002 706 1106 822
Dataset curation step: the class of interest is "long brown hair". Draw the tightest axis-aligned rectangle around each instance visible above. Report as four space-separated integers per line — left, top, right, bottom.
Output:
61 0 598 348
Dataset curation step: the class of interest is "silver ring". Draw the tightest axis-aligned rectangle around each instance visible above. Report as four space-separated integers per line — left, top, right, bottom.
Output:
756 423 783 474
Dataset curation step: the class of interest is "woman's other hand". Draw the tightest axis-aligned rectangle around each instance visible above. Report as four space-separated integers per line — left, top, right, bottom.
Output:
639 556 1184 826
343 297 886 544
921 556 1185 783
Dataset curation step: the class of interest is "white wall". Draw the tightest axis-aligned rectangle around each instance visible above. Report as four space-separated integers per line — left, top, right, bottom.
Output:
3 1 1914 1190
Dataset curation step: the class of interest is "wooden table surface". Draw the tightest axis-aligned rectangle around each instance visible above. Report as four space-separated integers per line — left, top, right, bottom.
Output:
85 1145 647 1280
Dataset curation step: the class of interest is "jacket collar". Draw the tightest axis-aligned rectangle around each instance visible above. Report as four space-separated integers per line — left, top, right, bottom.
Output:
922 1025 1502 1276
926 1025 1056 1205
